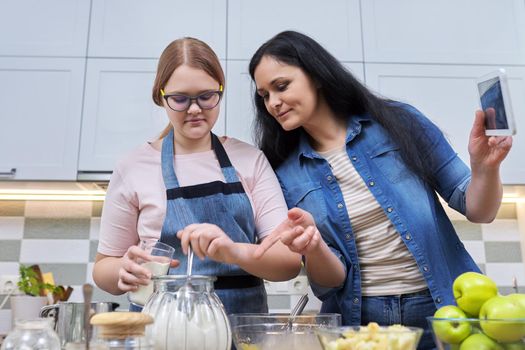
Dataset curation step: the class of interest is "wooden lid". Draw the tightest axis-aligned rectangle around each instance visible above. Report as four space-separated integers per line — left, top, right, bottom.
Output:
90 312 153 339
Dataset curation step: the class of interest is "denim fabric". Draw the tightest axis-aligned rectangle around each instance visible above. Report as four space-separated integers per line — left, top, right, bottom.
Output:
275 103 480 325
157 129 267 315
361 290 437 350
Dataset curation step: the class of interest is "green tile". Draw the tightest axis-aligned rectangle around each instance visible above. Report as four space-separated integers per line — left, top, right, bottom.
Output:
0 241 21 261
38 264 87 286
89 240 98 262
92 201 103 217
452 221 482 241
485 242 522 263
24 218 90 239
0 201 25 216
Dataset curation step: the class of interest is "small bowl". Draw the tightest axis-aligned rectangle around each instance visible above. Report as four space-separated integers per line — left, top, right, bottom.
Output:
229 313 341 350
427 317 525 349
316 323 423 350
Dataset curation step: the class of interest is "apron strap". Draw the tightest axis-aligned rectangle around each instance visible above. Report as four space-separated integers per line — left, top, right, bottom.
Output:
211 133 240 183
161 128 179 189
161 129 241 190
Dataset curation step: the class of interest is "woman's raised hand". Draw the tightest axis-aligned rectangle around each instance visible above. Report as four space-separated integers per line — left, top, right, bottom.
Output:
468 110 513 170
254 207 322 259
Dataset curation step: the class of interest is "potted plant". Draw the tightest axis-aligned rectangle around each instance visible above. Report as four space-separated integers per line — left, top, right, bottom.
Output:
10 264 57 322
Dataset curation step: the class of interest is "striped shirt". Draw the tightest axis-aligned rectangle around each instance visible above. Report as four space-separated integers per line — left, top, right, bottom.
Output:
318 146 427 296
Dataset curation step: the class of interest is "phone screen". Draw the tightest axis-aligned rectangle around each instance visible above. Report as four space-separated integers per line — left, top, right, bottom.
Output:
478 77 509 130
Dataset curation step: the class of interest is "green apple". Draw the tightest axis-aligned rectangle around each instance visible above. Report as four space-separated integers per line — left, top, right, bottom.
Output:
453 272 498 317
507 293 525 310
432 305 472 343
459 333 504 350
503 342 525 350
479 295 525 342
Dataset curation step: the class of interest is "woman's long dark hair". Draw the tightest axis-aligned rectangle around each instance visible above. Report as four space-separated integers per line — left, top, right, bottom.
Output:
248 30 435 186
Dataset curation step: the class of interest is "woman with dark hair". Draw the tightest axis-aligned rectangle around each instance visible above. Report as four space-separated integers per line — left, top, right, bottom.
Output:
250 31 512 349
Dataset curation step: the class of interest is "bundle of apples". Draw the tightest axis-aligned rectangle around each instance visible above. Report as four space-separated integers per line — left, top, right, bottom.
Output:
432 271 525 349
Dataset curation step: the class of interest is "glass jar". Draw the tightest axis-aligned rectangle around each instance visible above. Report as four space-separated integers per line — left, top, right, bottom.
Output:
142 275 231 350
1 318 60 350
87 312 154 350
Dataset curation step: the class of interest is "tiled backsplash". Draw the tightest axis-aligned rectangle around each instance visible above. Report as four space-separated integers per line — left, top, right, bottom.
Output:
0 200 524 334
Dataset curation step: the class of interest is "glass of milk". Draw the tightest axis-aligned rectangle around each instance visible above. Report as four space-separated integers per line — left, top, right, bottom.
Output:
128 240 175 306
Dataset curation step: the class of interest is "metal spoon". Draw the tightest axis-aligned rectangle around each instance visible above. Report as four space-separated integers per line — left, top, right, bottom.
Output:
282 293 309 331
177 246 195 319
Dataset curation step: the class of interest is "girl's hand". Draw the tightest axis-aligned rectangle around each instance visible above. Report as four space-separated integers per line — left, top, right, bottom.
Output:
117 245 153 292
117 244 179 292
177 223 238 264
468 109 512 171
254 207 321 258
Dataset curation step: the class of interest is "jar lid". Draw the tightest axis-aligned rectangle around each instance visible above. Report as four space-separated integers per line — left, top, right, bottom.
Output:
90 312 153 339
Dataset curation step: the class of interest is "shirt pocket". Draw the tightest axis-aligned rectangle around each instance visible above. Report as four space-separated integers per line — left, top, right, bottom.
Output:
368 142 408 184
285 182 328 225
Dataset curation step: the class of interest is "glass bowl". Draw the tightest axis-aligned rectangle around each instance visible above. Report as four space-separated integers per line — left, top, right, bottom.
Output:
316 323 423 350
427 317 525 349
228 313 341 350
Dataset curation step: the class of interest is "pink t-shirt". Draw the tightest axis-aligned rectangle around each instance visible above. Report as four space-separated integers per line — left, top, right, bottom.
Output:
97 137 288 256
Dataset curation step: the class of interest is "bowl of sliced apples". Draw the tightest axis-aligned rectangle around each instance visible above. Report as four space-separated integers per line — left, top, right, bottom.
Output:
316 322 423 350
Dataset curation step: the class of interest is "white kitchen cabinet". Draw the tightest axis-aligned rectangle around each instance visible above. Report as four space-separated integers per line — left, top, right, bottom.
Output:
361 0 525 65
88 0 226 59
0 0 90 57
364 63 525 184
227 0 362 61
79 59 226 173
0 57 85 180
225 61 365 145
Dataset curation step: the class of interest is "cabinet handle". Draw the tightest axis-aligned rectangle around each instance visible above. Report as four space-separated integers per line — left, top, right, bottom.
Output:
0 168 16 178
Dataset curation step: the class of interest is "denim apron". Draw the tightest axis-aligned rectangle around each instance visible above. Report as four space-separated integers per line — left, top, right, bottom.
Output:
140 129 267 315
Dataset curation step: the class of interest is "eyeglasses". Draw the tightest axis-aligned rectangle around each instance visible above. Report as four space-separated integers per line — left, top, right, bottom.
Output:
161 86 223 112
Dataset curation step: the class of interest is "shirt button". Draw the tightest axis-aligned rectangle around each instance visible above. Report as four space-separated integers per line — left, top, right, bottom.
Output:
423 266 429 272
387 207 393 213
405 233 411 240
326 175 333 181
345 234 351 240
436 297 442 304
337 203 344 209
369 181 375 187
351 156 357 161
353 297 359 304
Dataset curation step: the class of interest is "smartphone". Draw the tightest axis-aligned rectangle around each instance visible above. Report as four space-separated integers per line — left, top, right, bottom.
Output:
476 69 516 136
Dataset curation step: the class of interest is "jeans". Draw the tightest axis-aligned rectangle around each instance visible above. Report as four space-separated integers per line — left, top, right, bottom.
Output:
361 289 437 350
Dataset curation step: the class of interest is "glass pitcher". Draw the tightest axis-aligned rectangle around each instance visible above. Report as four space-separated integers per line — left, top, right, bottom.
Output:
1 318 60 350
142 275 231 350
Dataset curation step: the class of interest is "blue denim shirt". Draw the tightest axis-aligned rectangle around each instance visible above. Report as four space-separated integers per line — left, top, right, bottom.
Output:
275 104 480 325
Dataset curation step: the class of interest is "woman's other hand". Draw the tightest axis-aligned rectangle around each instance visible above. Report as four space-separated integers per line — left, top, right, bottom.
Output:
468 109 512 171
253 207 321 258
